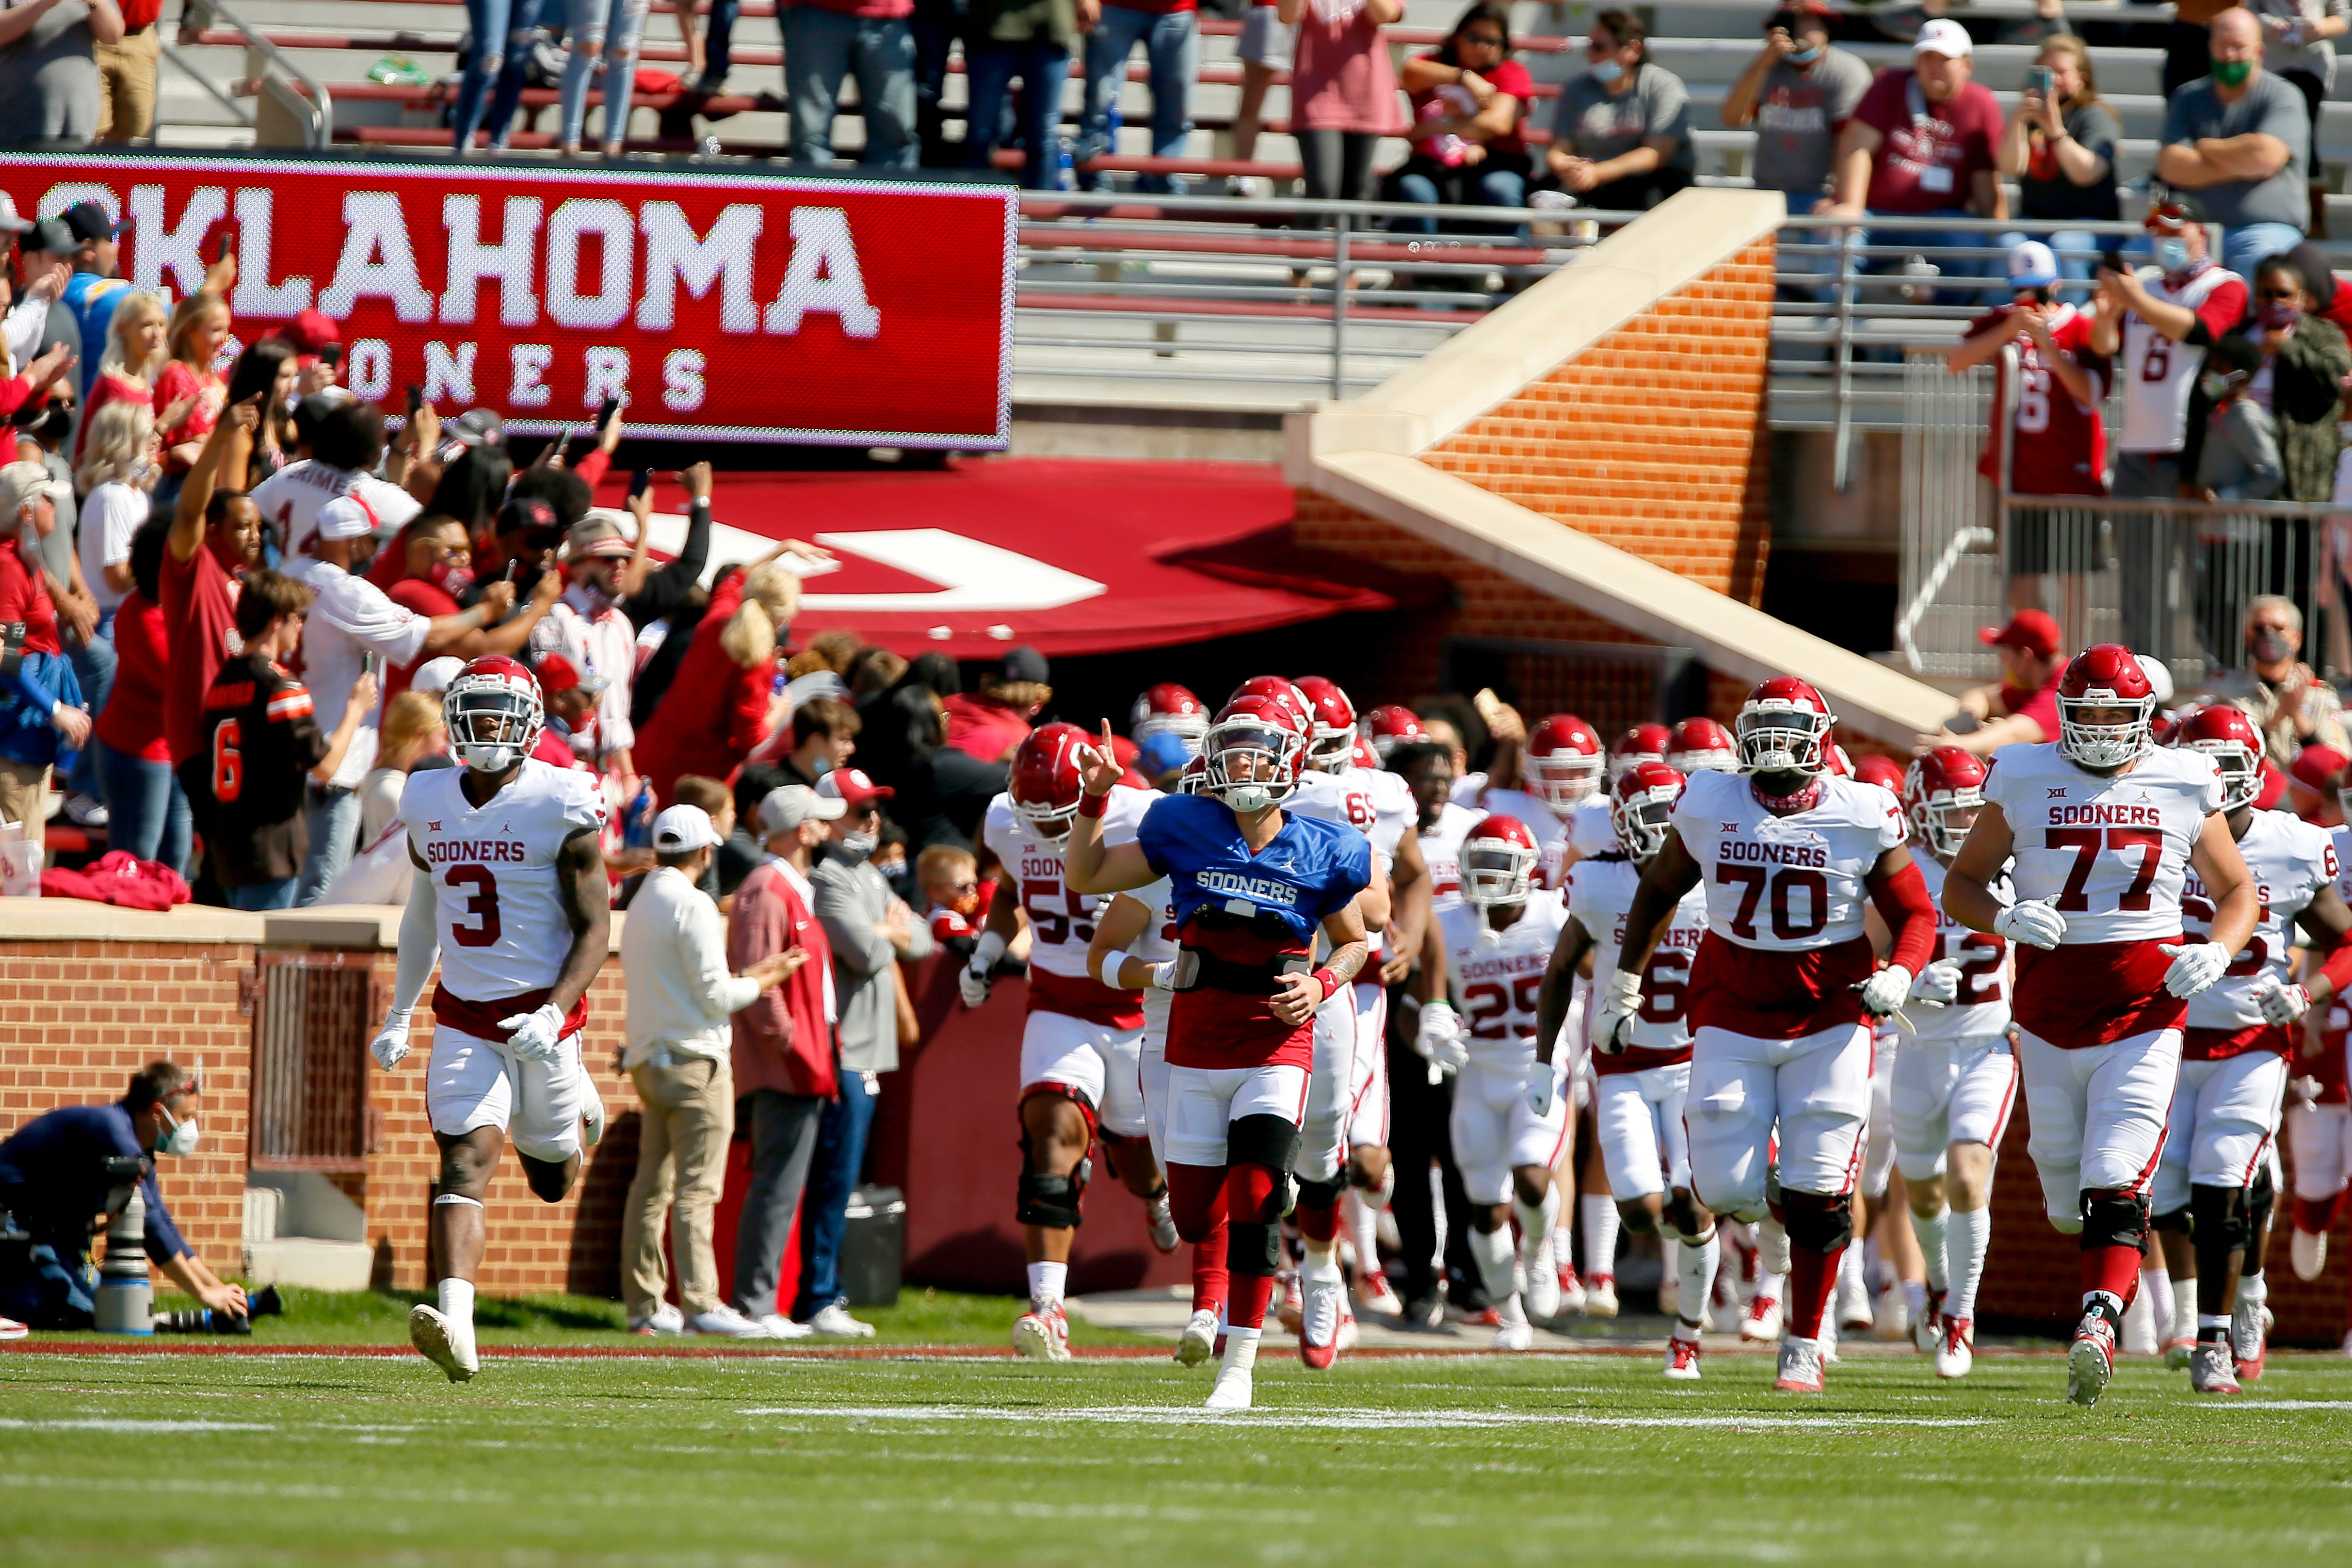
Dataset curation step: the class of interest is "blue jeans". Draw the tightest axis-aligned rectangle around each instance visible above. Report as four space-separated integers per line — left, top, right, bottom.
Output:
781 8 917 168
225 877 299 911
698 0 740 83
64 612 114 804
452 0 545 150
560 0 652 149
2222 221 2307 282
1391 161 1529 236
964 39 1071 189
1078 4 1197 194
295 782 362 905
93 737 191 876
793 1067 879 1320
0 1242 96 1329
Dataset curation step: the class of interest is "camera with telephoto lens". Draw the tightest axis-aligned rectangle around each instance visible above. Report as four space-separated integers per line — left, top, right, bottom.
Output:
153 1284 283 1335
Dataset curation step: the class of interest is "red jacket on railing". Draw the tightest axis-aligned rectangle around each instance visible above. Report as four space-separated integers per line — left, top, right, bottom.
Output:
728 857 838 1100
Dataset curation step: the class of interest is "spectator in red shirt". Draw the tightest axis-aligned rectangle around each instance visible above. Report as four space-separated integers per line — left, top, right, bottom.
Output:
77 289 165 468
0 462 90 852
632 550 801 805
1825 19 2006 298
1393 3 1535 228
942 645 1049 763
1914 609 2068 757
153 290 230 494
161 398 264 773
89 515 191 875
379 513 559 705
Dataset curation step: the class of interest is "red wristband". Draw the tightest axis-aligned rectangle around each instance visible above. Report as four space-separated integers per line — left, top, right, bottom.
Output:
1078 790 1109 819
1312 967 1340 1001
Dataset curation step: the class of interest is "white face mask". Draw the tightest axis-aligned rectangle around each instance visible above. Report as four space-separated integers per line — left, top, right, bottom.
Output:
158 1106 201 1158
838 829 879 858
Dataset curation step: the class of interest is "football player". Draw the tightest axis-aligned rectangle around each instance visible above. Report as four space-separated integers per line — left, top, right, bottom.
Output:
1456 711 1602 889
1943 647 2257 1407
1133 682 1209 757
1415 817 1571 1348
1360 704 1427 763
1668 718 1739 776
960 723 1178 1364
1598 678 1938 1394
1065 698 1371 1411
1539 761 1720 1377
369 656 612 1383
1887 747 2017 1379
2151 704 2352 1392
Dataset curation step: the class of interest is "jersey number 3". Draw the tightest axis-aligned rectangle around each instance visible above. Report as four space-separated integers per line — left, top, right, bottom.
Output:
444 864 503 947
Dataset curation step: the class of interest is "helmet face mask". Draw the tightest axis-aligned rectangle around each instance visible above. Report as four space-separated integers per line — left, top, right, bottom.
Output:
1131 683 1208 755
443 658 544 774
1011 722 1093 844
1460 818 1539 909
1611 760 1687 861
1525 714 1604 808
1736 705 1830 775
1903 745 1988 859
1202 711 1302 814
2056 646 2158 771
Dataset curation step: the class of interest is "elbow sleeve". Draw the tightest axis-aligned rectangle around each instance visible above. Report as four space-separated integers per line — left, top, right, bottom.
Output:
1868 857 1939 974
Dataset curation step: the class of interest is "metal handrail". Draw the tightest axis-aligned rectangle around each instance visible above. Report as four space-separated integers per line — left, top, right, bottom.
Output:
178 0 332 150
154 38 256 142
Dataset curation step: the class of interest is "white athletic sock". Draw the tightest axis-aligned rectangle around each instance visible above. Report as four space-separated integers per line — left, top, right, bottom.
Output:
1222 1325 1262 1374
1754 1268 1786 1306
1580 1194 1620 1279
1515 1185 1561 1273
1838 1238 1867 1294
2240 1271 2268 1304
437 1277 476 1334
1913 1206 1951 1293
1676 1227 1720 1330
2141 1265 2175 1342
2171 1277 2200 1343
1302 1249 1344 1288
1344 1190 1383 1289
1946 1206 1991 1322
1469 1223 1519 1307
1027 1261 1067 1310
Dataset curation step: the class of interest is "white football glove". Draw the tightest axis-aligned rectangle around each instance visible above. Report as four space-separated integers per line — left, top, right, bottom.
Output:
1858 964 1913 1018
1591 967 1643 1056
958 957 993 1009
2158 941 2231 999
1526 1058 1567 1119
1994 898 2067 951
1413 1001 1469 1075
1910 958 1963 1007
370 1007 413 1071
498 1002 568 1061
2254 973 2312 1025
1146 960 1177 992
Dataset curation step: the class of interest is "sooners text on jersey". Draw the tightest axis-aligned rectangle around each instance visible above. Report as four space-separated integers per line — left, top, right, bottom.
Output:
2182 808 2337 1056
1436 889 1570 1071
981 786 1154 1028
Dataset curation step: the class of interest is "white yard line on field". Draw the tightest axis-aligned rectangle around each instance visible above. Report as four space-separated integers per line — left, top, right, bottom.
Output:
735 1405 1987 1430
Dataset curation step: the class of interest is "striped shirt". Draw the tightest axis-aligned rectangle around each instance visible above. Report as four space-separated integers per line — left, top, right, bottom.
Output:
177 652 331 888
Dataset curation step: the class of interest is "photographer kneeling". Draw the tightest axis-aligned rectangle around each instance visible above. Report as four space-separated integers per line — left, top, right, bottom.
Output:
0 1062 247 1332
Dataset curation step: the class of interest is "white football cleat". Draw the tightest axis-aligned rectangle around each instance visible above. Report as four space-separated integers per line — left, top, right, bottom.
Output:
408 1304 479 1383
1913 1287 1945 1355
2232 1292 2267 1382
684 1304 771 1338
1663 1333 1703 1381
1299 1272 1346 1370
1935 1317 1975 1380
1523 1244 1562 1320
1204 1365 1254 1411
1835 1267 1873 1333
2190 1340 2242 1395
1012 1301 1073 1363
1874 1285 1910 1342
1493 1299 1534 1352
1274 1271 1305 1335
1355 1270 1405 1320
1741 1294 1784 1343
1146 1190 1180 1255
753 1314 815 1340
2292 1227 2327 1281
0 1314 25 1342
1582 1274 1619 1318
630 1302 685 1335
1176 1308 1220 1367
1772 1336 1824 1394
1756 1215 1792 1276
2067 1312 2117 1407
805 1302 876 1338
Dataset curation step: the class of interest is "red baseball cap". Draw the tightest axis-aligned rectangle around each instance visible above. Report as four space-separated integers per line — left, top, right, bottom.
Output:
2290 743 2348 791
1978 609 2062 658
281 308 343 363
816 767 895 808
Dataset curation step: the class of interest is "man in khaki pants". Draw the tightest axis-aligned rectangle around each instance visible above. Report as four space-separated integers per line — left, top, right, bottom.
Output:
619 804 802 1337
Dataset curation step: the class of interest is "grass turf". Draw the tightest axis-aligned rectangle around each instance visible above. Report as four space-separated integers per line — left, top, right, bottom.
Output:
5 1309 2352 1566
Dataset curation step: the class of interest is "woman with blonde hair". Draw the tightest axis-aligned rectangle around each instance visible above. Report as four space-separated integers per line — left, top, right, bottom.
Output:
73 398 157 632
634 546 807 805
77 290 167 467
1997 34 2120 290
153 291 232 498
359 689 449 845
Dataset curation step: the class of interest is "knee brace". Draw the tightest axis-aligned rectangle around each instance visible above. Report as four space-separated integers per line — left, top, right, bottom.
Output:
1017 1164 1089 1230
1227 1113 1301 1174
2189 1182 2249 1254
2080 1189 2151 1253
1294 1175 1346 1214
1778 1190 1853 1255
2153 1204 2192 1235
1229 1222 1282 1277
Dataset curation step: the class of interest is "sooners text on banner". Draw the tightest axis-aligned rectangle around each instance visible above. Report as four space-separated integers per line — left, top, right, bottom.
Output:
0 152 1015 449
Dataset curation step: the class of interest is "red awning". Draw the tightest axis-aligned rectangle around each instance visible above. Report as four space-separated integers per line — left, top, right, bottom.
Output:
592 459 1395 660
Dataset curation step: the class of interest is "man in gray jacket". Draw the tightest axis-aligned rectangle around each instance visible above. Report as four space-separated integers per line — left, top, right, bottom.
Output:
796 767 932 1335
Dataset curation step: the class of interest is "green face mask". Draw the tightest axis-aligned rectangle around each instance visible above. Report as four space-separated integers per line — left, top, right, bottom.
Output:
2213 58 2254 88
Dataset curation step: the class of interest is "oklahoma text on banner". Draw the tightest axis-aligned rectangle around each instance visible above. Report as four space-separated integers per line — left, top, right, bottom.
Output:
0 151 1017 449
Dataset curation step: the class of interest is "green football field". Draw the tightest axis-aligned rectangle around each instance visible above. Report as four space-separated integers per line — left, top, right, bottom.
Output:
5 1291 2352 1566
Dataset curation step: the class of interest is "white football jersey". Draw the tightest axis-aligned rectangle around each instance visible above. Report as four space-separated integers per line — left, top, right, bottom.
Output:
249 458 423 559
980 785 1155 981
1356 766 1416 865
1907 846 2013 1041
1568 796 1615 861
1421 801 1482 910
1291 768 1379 841
1670 769 1905 952
1126 874 1180 1042
1566 854 1707 1052
1981 744 2224 944
2184 808 2338 1031
403 760 606 1002
1453 781 1567 885
1291 765 1409 960
2336 824 2352 906
2118 264 2242 454
1437 888 1569 1068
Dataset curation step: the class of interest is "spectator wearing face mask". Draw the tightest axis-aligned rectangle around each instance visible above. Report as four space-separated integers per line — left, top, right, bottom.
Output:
2195 332 2284 503
733 695 859 837
378 512 559 707
2159 8 2311 280
2239 593 2348 763
1720 1 1871 222
2241 252 2349 502
632 544 803 806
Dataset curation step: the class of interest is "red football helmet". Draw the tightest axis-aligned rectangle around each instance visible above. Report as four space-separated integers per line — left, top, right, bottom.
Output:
1461 815 1542 908
1524 713 1604 809
443 654 544 773
1177 754 1209 795
1202 695 1306 813
1229 675 1312 733
1905 746 1988 858
1667 716 1738 775
1735 677 1835 776
1292 675 1359 773
2057 644 2157 769
1851 753 1907 795
1360 704 1427 762
1608 723 1673 782
1350 733 1381 772
1010 721 1096 842
1611 760 1687 861
1130 682 1208 753
2170 701 2264 811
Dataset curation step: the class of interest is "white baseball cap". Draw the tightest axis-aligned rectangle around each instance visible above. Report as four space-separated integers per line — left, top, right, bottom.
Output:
412 656 467 696
652 804 720 854
1914 17 1972 57
2007 240 2060 289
